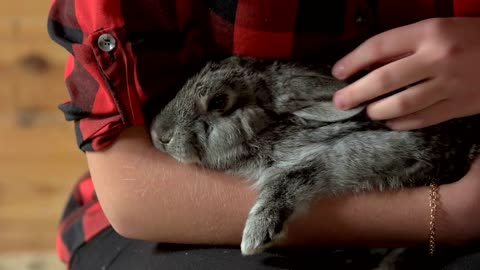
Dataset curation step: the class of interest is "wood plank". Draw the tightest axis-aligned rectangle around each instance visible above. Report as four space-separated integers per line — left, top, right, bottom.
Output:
0 251 65 270
0 124 88 252
0 66 69 116
0 38 68 67
0 85 14 114
0 0 94 253
0 15 70 66
0 1 52 18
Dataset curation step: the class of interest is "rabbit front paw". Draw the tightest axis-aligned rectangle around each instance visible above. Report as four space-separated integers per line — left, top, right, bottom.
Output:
240 206 286 255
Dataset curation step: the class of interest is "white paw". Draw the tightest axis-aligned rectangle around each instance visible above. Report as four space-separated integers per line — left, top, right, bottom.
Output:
240 212 283 256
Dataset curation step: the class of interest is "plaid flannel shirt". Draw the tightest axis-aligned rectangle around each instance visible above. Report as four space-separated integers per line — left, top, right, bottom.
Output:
47 0 480 267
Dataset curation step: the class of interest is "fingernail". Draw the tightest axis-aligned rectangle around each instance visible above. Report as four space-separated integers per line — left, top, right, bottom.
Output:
333 64 346 79
334 93 348 110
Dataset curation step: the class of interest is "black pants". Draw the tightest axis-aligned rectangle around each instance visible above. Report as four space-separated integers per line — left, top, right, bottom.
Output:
71 226 480 270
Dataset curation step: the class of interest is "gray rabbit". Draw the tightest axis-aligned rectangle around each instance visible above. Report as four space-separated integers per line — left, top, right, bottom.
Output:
149 56 480 256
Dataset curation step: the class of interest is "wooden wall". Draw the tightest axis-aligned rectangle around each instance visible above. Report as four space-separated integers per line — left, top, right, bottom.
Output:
0 1 88 252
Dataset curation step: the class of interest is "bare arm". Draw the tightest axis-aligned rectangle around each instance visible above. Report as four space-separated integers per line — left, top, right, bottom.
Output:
87 126 480 248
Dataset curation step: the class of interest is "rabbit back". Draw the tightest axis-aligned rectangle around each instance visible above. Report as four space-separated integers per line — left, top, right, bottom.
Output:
246 114 480 195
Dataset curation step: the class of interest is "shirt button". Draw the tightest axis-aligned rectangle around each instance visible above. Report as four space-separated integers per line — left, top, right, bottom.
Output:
97 33 116 52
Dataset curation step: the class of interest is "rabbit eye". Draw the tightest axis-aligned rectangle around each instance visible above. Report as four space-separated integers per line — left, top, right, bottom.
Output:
207 93 229 112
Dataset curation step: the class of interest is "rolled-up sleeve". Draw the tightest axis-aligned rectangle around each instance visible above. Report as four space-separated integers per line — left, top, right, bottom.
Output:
47 0 207 151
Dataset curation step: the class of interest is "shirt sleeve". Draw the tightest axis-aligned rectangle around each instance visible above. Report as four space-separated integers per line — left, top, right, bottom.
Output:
47 0 207 151
454 0 480 16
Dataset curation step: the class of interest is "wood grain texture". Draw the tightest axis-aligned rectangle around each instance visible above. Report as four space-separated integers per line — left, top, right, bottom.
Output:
0 251 64 270
0 0 89 253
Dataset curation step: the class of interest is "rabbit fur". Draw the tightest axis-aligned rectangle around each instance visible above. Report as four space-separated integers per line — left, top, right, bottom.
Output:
149 56 480 256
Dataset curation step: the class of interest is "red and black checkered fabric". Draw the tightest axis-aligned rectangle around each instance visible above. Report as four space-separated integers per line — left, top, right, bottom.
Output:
47 0 480 268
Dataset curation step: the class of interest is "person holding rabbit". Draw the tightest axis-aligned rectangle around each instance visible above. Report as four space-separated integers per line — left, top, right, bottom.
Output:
47 1 480 269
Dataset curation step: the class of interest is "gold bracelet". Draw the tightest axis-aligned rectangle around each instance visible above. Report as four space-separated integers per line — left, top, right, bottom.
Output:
428 181 439 256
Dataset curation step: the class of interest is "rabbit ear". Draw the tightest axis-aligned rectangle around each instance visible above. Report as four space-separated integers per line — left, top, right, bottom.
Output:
272 74 366 122
293 102 365 122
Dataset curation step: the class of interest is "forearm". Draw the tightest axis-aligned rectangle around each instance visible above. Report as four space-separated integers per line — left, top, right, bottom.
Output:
87 126 255 245
87 126 472 248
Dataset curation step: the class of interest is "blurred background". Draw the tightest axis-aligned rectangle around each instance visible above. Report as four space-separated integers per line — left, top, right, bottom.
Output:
0 1 88 269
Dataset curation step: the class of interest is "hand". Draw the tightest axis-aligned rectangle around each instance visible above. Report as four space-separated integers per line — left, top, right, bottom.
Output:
331 17 480 130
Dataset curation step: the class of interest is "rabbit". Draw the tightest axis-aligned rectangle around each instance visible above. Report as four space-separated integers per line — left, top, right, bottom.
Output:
149 55 480 256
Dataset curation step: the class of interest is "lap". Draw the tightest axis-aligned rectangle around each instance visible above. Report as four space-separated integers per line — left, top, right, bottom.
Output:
70 226 480 270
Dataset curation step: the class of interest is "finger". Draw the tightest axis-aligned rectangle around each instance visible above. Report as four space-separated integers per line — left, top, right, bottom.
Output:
366 78 445 121
386 100 454 130
333 53 432 110
332 23 423 80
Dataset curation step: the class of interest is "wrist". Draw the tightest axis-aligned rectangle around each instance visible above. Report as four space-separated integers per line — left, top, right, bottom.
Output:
436 180 480 247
